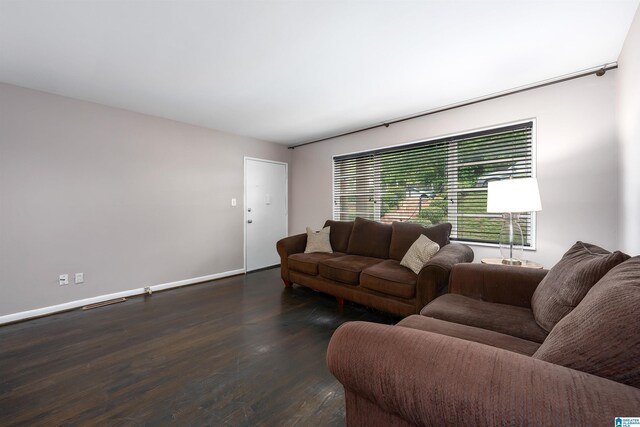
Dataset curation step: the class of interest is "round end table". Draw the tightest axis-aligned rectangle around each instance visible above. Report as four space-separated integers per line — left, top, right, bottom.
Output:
481 257 543 269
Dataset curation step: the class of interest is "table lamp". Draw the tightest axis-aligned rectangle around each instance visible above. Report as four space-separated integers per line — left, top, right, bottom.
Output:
487 177 542 265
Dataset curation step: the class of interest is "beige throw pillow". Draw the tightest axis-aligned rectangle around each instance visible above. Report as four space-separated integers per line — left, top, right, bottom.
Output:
304 226 333 253
400 234 440 274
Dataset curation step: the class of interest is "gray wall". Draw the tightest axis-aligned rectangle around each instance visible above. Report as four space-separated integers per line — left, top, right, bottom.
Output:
290 73 619 268
0 83 291 316
617 5 640 255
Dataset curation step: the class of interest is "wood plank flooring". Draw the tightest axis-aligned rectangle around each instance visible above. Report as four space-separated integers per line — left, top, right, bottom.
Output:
0 268 400 426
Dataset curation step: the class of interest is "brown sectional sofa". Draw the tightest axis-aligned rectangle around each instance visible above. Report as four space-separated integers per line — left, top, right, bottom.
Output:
276 217 474 317
328 249 640 425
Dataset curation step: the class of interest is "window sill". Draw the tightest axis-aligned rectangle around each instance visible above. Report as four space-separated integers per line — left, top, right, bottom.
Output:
453 240 537 251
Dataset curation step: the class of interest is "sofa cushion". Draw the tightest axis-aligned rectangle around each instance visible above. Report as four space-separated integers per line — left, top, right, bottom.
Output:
323 220 354 253
288 252 345 276
389 221 452 261
304 226 333 253
531 241 629 332
360 260 417 299
346 217 392 259
421 293 548 343
319 255 384 285
533 257 640 388
398 315 541 356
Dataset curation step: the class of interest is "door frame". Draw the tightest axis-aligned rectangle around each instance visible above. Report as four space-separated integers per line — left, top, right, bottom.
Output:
243 157 289 273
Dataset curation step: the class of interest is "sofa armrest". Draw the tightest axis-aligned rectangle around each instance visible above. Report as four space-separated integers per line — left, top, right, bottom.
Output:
449 263 548 308
415 243 474 310
327 322 640 426
276 233 307 258
276 233 307 282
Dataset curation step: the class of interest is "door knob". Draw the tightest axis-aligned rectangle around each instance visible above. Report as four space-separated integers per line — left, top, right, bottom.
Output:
247 219 253 224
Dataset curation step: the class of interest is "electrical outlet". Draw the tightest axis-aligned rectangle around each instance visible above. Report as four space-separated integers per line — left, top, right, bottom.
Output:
75 273 84 284
59 274 69 286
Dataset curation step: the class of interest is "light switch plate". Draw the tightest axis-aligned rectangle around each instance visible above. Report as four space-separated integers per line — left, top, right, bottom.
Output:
59 274 69 286
75 273 84 284
231 198 237 207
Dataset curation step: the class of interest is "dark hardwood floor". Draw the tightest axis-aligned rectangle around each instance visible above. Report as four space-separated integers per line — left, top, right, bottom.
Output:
0 268 400 426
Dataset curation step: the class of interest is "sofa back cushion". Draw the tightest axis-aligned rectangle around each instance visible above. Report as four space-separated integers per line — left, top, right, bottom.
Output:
389 221 452 261
323 220 354 253
531 241 629 332
346 217 392 259
533 256 640 388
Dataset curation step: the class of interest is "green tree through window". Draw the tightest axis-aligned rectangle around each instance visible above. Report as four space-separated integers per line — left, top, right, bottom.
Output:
333 121 535 246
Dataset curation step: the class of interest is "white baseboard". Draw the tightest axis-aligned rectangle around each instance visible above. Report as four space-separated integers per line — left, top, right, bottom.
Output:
149 269 245 292
0 268 245 325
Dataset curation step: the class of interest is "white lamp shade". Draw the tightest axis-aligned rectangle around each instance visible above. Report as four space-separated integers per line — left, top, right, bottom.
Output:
487 178 542 213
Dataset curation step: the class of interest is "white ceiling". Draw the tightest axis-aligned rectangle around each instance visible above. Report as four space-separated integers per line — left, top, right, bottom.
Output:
1 1 638 145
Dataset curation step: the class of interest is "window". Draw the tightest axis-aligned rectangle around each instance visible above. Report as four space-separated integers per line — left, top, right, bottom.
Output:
333 120 536 247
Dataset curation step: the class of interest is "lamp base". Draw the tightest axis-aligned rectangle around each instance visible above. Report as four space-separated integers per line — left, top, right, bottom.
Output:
498 213 524 265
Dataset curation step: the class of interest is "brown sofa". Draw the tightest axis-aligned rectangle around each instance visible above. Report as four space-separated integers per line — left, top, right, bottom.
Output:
276 217 474 317
328 250 640 425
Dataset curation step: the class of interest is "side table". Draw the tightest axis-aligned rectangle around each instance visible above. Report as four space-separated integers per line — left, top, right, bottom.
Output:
481 258 543 269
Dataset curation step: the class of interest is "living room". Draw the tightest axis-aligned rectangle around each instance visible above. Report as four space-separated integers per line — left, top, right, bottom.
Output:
1 0 639 425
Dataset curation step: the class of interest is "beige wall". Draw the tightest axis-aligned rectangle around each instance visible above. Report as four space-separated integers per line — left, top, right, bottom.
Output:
0 83 290 316
290 73 619 268
616 5 640 255
3 40 635 318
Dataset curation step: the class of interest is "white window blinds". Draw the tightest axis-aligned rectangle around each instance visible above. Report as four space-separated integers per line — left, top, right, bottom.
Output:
333 121 535 246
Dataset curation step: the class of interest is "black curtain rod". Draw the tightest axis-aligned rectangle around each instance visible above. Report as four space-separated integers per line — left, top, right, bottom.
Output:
288 63 617 149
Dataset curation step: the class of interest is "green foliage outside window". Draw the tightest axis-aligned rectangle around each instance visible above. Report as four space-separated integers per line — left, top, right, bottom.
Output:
334 124 533 245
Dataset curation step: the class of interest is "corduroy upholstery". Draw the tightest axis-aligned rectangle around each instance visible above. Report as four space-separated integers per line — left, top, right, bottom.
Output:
398 315 540 355
421 293 548 343
531 241 629 332
276 218 474 316
533 256 640 387
448 262 547 308
327 322 640 426
328 252 640 425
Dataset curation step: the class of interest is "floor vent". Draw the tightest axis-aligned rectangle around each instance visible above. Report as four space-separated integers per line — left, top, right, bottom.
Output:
82 298 127 310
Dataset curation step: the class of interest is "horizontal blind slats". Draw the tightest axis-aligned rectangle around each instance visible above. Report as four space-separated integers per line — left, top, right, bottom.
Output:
334 121 534 246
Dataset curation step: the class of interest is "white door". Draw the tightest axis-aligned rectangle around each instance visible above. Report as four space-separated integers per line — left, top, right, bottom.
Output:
245 158 288 272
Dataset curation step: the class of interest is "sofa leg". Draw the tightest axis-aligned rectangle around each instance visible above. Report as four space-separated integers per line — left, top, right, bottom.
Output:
283 279 292 288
